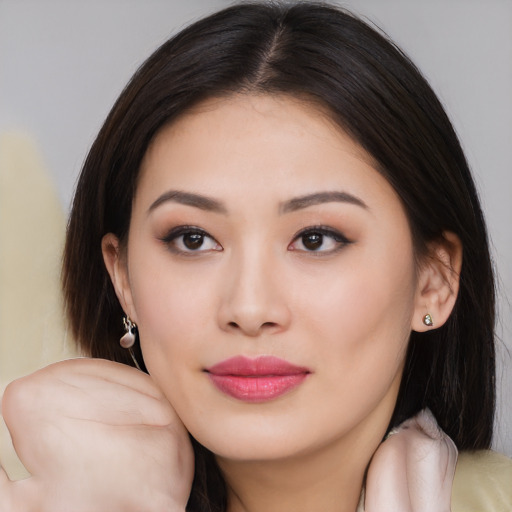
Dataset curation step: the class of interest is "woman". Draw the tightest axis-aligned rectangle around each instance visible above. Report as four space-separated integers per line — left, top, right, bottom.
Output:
1 2 510 510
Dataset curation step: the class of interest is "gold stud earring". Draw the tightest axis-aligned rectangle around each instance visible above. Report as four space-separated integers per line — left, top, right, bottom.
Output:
422 313 434 327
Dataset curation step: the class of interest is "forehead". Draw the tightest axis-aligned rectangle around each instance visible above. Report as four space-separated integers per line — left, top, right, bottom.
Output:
136 94 399 213
145 94 375 162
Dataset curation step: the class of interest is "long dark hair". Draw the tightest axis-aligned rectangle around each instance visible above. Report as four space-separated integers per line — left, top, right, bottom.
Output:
62 3 495 511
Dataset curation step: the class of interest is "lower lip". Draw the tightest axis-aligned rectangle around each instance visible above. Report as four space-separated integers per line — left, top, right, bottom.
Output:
208 373 308 402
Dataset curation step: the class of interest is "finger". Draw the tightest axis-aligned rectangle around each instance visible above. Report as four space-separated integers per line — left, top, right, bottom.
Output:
61 377 178 426
2 368 184 480
43 359 180 424
0 465 37 512
0 464 12 512
0 464 8 487
47 358 163 398
3 361 178 430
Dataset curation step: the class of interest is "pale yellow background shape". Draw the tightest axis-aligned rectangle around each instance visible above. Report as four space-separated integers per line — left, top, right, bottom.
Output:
0 132 78 479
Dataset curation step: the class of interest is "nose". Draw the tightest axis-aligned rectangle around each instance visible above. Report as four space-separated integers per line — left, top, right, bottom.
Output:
217 249 291 337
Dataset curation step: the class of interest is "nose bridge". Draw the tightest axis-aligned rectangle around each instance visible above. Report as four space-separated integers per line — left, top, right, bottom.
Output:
218 241 290 335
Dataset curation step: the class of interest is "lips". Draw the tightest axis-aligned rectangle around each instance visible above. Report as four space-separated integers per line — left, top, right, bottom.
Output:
205 356 310 402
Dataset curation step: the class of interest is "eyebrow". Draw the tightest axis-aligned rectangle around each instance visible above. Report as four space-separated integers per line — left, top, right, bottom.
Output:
147 189 368 216
148 190 228 215
279 191 368 214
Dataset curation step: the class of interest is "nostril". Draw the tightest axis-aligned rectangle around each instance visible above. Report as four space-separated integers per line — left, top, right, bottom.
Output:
226 320 278 333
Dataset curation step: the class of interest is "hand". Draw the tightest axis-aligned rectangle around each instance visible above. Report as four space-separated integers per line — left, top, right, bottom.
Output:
0 358 194 512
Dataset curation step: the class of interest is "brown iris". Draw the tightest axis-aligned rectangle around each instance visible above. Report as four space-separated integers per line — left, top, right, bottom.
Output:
183 233 205 250
302 233 323 251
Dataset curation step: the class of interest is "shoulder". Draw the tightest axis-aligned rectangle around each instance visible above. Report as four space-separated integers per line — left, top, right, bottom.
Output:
452 450 512 511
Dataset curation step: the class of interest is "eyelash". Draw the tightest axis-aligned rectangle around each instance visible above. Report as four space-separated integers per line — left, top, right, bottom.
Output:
159 226 221 255
159 225 352 255
289 225 352 254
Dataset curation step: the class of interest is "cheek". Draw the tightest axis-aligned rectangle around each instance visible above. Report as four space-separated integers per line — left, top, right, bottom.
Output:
303 245 417 389
127 256 217 372
308 248 415 337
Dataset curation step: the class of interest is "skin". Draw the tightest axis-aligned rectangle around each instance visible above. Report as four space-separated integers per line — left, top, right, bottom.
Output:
0 359 194 512
0 94 461 512
102 94 461 512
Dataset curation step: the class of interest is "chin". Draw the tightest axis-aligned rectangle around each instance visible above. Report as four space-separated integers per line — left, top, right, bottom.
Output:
185 411 339 463
201 437 308 463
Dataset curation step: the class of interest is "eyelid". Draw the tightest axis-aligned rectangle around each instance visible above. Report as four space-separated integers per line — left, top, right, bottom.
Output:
290 225 351 243
288 225 352 253
159 225 202 242
159 225 222 254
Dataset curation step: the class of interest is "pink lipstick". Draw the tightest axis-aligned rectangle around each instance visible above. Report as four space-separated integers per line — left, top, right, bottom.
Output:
205 356 310 402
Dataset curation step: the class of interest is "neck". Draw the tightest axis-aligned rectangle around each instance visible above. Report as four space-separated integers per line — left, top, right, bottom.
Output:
216 423 383 512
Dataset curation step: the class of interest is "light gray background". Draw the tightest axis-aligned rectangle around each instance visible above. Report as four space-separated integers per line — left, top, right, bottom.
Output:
1 0 511 456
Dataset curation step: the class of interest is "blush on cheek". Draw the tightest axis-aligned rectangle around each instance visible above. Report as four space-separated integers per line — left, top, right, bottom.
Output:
317 269 411 376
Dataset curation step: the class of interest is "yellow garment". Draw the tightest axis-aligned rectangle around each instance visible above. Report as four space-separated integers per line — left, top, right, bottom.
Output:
0 131 78 479
452 450 512 511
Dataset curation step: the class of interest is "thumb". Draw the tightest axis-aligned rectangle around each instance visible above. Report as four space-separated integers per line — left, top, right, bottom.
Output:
0 465 37 512
0 463 14 512
0 463 8 487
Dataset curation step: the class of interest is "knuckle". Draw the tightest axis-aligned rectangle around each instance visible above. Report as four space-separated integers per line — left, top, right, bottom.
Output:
2 373 47 430
2 378 30 426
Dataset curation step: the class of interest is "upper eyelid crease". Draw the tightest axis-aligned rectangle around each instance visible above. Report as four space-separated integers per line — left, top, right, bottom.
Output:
160 227 221 254
290 229 350 254
293 226 350 241
160 225 211 241
294 229 352 250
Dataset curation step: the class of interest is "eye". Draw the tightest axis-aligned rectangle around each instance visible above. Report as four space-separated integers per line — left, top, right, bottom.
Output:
160 226 222 254
288 226 351 253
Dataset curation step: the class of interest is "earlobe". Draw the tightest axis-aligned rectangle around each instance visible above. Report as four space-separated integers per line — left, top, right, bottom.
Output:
101 233 137 321
412 232 462 332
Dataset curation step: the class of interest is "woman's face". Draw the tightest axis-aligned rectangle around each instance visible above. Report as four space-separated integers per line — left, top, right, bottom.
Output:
108 95 426 462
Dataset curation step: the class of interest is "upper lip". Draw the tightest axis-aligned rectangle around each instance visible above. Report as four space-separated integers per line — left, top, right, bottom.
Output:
205 355 310 376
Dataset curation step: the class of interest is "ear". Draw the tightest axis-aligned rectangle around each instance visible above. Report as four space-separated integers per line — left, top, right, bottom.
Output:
412 231 462 332
101 233 138 322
